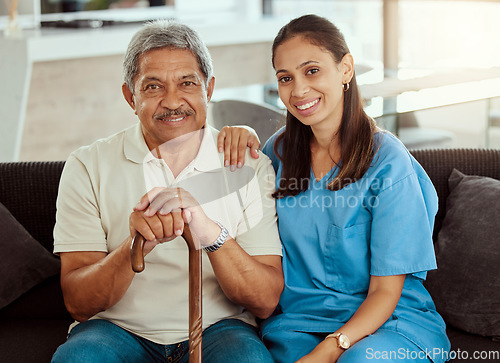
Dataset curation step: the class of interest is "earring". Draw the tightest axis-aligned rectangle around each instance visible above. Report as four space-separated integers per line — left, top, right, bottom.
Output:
343 82 350 92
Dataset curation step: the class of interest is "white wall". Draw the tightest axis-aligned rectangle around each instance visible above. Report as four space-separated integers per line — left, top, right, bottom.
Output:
19 41 274 161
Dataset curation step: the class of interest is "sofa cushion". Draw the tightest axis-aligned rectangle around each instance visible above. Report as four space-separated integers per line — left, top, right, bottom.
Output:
0 202 60 309
0 319 70 363
446 325 500 361
426 169 500 338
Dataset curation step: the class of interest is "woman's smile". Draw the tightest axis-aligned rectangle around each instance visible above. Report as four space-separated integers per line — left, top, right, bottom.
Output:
295 98 321 116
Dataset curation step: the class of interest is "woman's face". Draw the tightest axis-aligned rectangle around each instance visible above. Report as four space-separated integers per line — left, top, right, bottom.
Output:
274 36 352 132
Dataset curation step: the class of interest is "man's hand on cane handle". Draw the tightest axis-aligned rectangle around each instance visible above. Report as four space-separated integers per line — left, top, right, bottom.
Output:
135 187 219 248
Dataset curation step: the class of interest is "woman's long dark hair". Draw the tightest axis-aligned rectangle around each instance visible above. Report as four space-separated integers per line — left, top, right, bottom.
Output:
272 15 376 198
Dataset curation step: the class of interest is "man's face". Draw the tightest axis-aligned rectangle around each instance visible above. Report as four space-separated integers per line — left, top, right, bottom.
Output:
123 47 214 150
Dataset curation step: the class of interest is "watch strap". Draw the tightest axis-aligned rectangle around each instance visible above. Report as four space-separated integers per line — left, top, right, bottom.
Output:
203 221 228 253
326 332 350 350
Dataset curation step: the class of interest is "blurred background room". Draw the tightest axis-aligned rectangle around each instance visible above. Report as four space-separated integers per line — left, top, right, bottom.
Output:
1 0 500 161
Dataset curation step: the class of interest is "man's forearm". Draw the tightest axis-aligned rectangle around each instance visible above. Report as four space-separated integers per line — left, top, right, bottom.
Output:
60 237 136 322
207 238 284 319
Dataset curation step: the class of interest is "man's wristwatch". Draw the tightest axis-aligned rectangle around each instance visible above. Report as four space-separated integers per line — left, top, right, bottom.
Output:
203 222 229 253
326 332 350 350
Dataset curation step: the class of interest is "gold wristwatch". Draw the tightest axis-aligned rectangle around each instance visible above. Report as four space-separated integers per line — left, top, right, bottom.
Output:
326 332 350 350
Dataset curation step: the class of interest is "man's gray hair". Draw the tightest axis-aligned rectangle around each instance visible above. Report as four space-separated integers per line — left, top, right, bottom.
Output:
123 20 214 92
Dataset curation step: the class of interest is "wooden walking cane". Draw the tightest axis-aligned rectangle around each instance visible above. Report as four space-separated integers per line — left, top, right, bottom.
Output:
130 224 202 363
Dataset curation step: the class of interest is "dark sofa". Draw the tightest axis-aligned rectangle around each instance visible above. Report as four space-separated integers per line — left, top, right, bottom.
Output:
0 149 499 363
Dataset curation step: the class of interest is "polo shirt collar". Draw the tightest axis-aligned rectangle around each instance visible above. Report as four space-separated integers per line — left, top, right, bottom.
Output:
190 125 223 173
123 123 223 172
123 123 154 164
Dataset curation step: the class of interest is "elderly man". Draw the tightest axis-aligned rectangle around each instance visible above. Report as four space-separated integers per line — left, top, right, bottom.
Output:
51 20 283 362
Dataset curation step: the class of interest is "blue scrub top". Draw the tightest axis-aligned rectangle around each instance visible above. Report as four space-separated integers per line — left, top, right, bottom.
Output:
261 130 450 362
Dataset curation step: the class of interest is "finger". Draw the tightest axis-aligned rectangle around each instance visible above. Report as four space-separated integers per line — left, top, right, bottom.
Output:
217 127 227 153
158 213 174 239
230 132 239 171
158 188 198 216
182 209 192 224
129 221 137 238
248 133 261 150
223 127 232 168
175 188 197 210
248 135 261 160
134 187 165 211
237 132 247 168
176 187 183 209
171 209 184 236
250 147 260 159
130 212 157 241
134 194 151 211
158 197 182 216
145 189 178 217
144 214 165 240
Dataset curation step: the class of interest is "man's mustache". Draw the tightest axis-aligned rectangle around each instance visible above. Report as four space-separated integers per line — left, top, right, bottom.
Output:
154 108 195 119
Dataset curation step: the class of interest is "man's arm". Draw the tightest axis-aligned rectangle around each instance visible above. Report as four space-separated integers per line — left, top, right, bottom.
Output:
55 154 136 323
206 150 283 319
205 234 283 319
60 210 179 322
59 239 135 322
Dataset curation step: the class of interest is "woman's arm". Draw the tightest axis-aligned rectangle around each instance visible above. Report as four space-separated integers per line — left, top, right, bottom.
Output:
296 274 406 363
216 126 261 170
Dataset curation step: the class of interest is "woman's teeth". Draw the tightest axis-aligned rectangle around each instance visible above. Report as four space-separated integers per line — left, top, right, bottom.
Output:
296 99 319 110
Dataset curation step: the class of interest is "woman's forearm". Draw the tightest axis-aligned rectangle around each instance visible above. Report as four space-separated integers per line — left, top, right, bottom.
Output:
298 275 406 363
337 275 405 346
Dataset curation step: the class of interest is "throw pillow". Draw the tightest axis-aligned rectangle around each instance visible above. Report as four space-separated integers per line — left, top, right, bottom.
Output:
426 169 500 337
0 202 60 309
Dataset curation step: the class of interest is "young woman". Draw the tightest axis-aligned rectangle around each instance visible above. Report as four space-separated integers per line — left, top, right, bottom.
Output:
218 14 450 363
